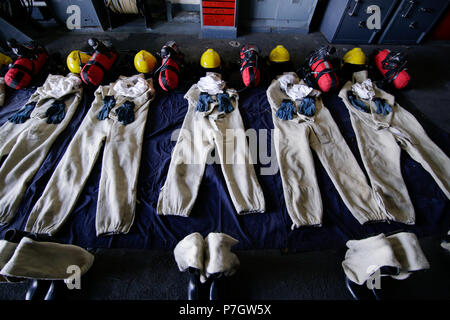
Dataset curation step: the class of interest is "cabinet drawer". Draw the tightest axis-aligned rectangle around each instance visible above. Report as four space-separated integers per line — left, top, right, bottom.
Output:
203 14 235 26
203 8 235 15
202 1 236 9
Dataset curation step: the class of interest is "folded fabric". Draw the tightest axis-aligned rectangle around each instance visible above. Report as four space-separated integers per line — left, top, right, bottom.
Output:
278 72 320 102
342 232 430 285
0 237 94 281
276 99 297 120
36 73 82 100
113 74 151 98
196 92 214 112
352 78 376 100
97 95 116 120
174 232 206 273
298 97 316 117
45 100 66 124
217 93 234 113
0 240 18 282
197 72 226 96
386 232 430 279
8 102 36 124
342 234 401 285
0 77 5 107
347 91 370 113
203 233 240 283
116 100 135 125
374 98 392 116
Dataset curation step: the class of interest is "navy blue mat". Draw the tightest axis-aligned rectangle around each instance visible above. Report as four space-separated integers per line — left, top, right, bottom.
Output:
0 84 449 251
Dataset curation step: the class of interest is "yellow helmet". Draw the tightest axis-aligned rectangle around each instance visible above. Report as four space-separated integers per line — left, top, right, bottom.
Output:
342 47 366 65
134 50 157 74
0 52 12 68
269 45 290 63
200 48 220 69
67 50 91 74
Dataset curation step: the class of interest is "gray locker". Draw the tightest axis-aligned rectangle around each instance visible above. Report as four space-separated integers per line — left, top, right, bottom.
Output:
320 0 400 43
378 0 449 44
240 0 319 33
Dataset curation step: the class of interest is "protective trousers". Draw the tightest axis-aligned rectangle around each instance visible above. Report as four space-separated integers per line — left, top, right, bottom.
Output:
157 83 265 216
0 74 83 225
339 70 450 224
25 74 155 236
267 76 386 229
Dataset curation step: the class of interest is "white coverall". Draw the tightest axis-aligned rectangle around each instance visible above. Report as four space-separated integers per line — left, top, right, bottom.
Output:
339 70 450 224
0 77 5 107
267 73 386 229
157 73 265 217
24 74 155 236
0 73 83 225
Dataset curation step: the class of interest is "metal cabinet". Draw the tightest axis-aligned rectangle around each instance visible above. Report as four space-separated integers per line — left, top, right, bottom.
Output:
201 0 238 38
240 0 319 33
320 0 400 43
378 0 449 44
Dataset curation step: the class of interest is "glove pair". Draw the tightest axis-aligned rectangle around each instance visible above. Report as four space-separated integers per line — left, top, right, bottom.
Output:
174 232 240 284
8 102 36 124
348 91 393 116
196 92 234 113
97 96 135 125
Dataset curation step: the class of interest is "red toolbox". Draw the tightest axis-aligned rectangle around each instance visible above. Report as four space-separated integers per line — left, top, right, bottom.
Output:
202 0 237 28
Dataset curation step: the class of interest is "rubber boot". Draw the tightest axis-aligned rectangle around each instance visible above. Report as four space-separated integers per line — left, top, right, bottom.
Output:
187 267 200 300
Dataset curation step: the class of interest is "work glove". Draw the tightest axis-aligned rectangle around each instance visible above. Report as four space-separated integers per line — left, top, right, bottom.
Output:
196 92 214 112
8 102 36 124
217 93 234 113
276 99 296 120
374 98 392 116
298 97 316 117
45 100 66 124
97 96 116 121
116 101 135 125
348 91 370 113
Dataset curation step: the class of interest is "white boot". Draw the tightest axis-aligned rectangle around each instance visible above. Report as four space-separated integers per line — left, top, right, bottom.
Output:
202 233 240 283
173 232 206 273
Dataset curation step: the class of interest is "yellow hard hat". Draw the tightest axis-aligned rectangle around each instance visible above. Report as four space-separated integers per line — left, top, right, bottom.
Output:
0 52 12 68
342 47 366 65
134 50 157 74
200 48 221 69
67 50 91 74
269 45 290 63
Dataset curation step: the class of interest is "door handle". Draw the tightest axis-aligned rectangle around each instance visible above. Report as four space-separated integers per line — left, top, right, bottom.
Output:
418 7 433 13
402 0 416 18
409 21 417 29
348 0 360 16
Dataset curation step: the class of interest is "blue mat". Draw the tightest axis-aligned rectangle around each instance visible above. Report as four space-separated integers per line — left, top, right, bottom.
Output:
0 85 449 251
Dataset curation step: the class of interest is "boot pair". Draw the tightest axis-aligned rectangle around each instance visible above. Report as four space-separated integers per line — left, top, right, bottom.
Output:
0 229 94 300
174 232 240 300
